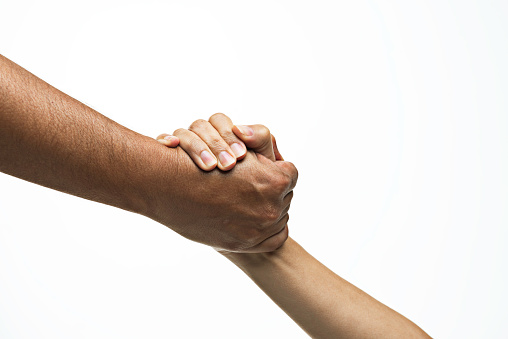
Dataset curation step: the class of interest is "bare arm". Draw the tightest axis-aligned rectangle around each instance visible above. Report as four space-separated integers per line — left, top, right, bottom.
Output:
158 116 430 338
223 238 430 338
0 54 170 214
0 54 298 252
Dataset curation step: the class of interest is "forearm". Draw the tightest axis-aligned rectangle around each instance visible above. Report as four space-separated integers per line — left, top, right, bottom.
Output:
0 54 177 216
222 237 430 338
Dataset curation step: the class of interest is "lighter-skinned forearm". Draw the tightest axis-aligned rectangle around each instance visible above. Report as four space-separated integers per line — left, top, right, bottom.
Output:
0 54 177 217
222 237 430 338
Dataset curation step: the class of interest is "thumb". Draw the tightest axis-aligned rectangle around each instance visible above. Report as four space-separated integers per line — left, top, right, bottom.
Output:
233 124 277 161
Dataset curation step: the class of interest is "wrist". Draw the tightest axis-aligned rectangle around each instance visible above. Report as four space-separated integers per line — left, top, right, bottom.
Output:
116 133 180 218
219 237 296 270
132 142 202 227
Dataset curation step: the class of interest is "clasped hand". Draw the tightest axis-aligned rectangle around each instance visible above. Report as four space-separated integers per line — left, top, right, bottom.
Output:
154 113 297 253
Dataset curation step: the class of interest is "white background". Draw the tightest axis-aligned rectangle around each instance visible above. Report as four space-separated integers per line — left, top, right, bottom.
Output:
1 0 507 338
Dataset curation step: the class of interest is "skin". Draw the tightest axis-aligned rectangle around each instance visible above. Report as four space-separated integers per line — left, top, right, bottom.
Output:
158 116 431 338
0 54 298 252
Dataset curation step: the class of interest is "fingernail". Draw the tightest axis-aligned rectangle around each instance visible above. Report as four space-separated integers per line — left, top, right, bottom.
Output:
230 143 246 158
236 125 254 136
200 150 217 167
219 151 235 167
164 135 174 141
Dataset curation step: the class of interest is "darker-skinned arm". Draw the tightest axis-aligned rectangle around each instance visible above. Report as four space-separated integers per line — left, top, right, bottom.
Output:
0 54 297 252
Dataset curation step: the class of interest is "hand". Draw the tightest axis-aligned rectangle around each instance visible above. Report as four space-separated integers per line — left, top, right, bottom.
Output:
155 113 296 252
154 113 297 252
157 114 284 169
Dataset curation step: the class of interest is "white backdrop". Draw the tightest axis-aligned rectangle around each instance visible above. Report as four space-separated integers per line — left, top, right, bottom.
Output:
1 0 507 338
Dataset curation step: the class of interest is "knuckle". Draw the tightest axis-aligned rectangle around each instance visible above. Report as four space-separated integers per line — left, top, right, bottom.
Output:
281 160 297 173
256 124 271 139
289 162 299 179
189 119 208 131
209 137 227 149
209 112 226 122
281 162 298 185
172 128 187 136
273 172 291 192
188 138 206 152
258 124 270 133
221 130 239 143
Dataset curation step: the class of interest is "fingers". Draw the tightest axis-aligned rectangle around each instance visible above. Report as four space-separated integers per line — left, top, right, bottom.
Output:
156 132 219 172
172 128 218 171
156 134 180 147
232 124 276 161
208 113 248 161
188 118 238 171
